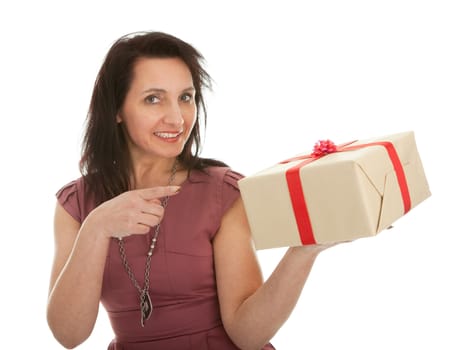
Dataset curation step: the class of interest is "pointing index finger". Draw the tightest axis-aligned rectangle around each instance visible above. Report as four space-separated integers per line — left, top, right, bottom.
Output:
137 186 181 200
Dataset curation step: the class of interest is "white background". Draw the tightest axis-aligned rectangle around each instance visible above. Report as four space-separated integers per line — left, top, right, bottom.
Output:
1 0 455 348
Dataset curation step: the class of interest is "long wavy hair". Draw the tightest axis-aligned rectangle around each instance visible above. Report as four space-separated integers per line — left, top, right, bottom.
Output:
80 31 225 205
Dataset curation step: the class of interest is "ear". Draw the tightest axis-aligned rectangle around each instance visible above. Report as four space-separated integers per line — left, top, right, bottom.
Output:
116 114 122 123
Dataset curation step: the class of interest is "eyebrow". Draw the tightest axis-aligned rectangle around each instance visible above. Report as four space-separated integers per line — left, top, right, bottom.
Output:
141 86 195 94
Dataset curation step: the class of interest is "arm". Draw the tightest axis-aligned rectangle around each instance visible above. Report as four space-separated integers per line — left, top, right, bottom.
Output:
47 186 179 348
47 203 109 349
214 197 332 350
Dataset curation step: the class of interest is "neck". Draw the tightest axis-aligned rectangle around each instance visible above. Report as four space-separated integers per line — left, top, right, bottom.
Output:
131 158 178 189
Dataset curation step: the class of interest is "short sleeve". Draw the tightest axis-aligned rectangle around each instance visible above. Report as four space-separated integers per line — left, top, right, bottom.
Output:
55 178 83 223
221 169 244 215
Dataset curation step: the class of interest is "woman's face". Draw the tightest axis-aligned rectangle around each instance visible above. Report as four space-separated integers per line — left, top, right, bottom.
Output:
117 57 197 163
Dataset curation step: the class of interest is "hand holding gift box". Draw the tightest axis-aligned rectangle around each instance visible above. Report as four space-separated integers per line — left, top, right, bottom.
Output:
238 131 431 250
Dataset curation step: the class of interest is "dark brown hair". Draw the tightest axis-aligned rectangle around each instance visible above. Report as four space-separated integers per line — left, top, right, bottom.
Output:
80 31 226 205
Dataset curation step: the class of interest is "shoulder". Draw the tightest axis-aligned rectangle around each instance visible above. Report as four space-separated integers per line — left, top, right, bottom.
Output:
55 177 93 223
188 166 244 189
183 166 244 221
206 166 245 216
56 177 84 205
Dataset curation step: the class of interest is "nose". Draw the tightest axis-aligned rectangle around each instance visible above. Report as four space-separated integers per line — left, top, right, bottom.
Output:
163 100 184 127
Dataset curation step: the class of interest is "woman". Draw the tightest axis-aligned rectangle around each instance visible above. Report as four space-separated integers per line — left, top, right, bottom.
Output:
47 31 334 350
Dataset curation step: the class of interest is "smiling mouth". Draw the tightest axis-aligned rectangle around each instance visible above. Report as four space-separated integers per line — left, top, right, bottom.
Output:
154 131 183 139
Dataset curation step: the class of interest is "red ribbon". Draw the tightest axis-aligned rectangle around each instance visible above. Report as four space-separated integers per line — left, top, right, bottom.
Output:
280 140 411 245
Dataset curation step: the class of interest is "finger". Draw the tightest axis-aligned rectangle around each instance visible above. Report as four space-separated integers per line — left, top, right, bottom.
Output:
133 223 153 235
137 212 163 228
140 203 165 217
117 215 161 237
137 186 181 200
116 224 151 237
111 231 132 239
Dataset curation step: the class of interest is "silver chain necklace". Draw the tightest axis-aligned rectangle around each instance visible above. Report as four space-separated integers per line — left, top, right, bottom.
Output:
117 161 178 327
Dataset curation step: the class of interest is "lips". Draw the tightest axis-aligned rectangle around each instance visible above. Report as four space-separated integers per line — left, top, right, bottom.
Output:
154 131 183 139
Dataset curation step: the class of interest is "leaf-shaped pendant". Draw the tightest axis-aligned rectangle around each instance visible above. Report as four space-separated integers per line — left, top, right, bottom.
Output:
140 291 153 327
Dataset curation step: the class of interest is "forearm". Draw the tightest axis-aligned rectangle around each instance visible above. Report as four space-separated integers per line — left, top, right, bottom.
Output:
226 247 320 350
47 222 110 348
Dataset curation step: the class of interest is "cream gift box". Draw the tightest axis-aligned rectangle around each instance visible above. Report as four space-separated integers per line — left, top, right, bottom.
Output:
238 131 431 250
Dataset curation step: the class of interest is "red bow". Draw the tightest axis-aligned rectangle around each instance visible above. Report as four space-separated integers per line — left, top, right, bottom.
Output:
311 140 338 157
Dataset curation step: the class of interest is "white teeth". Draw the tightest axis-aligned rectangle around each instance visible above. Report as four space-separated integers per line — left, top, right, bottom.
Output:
154 132 181 138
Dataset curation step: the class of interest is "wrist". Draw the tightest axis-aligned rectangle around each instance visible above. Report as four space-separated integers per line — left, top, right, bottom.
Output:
80 208 112 241
288 244 325 260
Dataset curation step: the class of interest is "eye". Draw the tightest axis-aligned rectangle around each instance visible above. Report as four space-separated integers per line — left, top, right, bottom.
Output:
145 95 160 104
180 93 194 103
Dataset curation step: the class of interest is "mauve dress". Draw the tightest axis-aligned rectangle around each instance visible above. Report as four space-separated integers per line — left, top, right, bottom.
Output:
56 166 275 350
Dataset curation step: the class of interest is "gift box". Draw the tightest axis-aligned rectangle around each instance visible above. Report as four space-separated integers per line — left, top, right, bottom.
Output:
238 131 431 249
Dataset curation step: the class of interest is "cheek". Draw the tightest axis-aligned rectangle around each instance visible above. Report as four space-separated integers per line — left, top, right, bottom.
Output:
187 115 197 130
184 108 197 129
123 108 157 133
122 118 148 145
